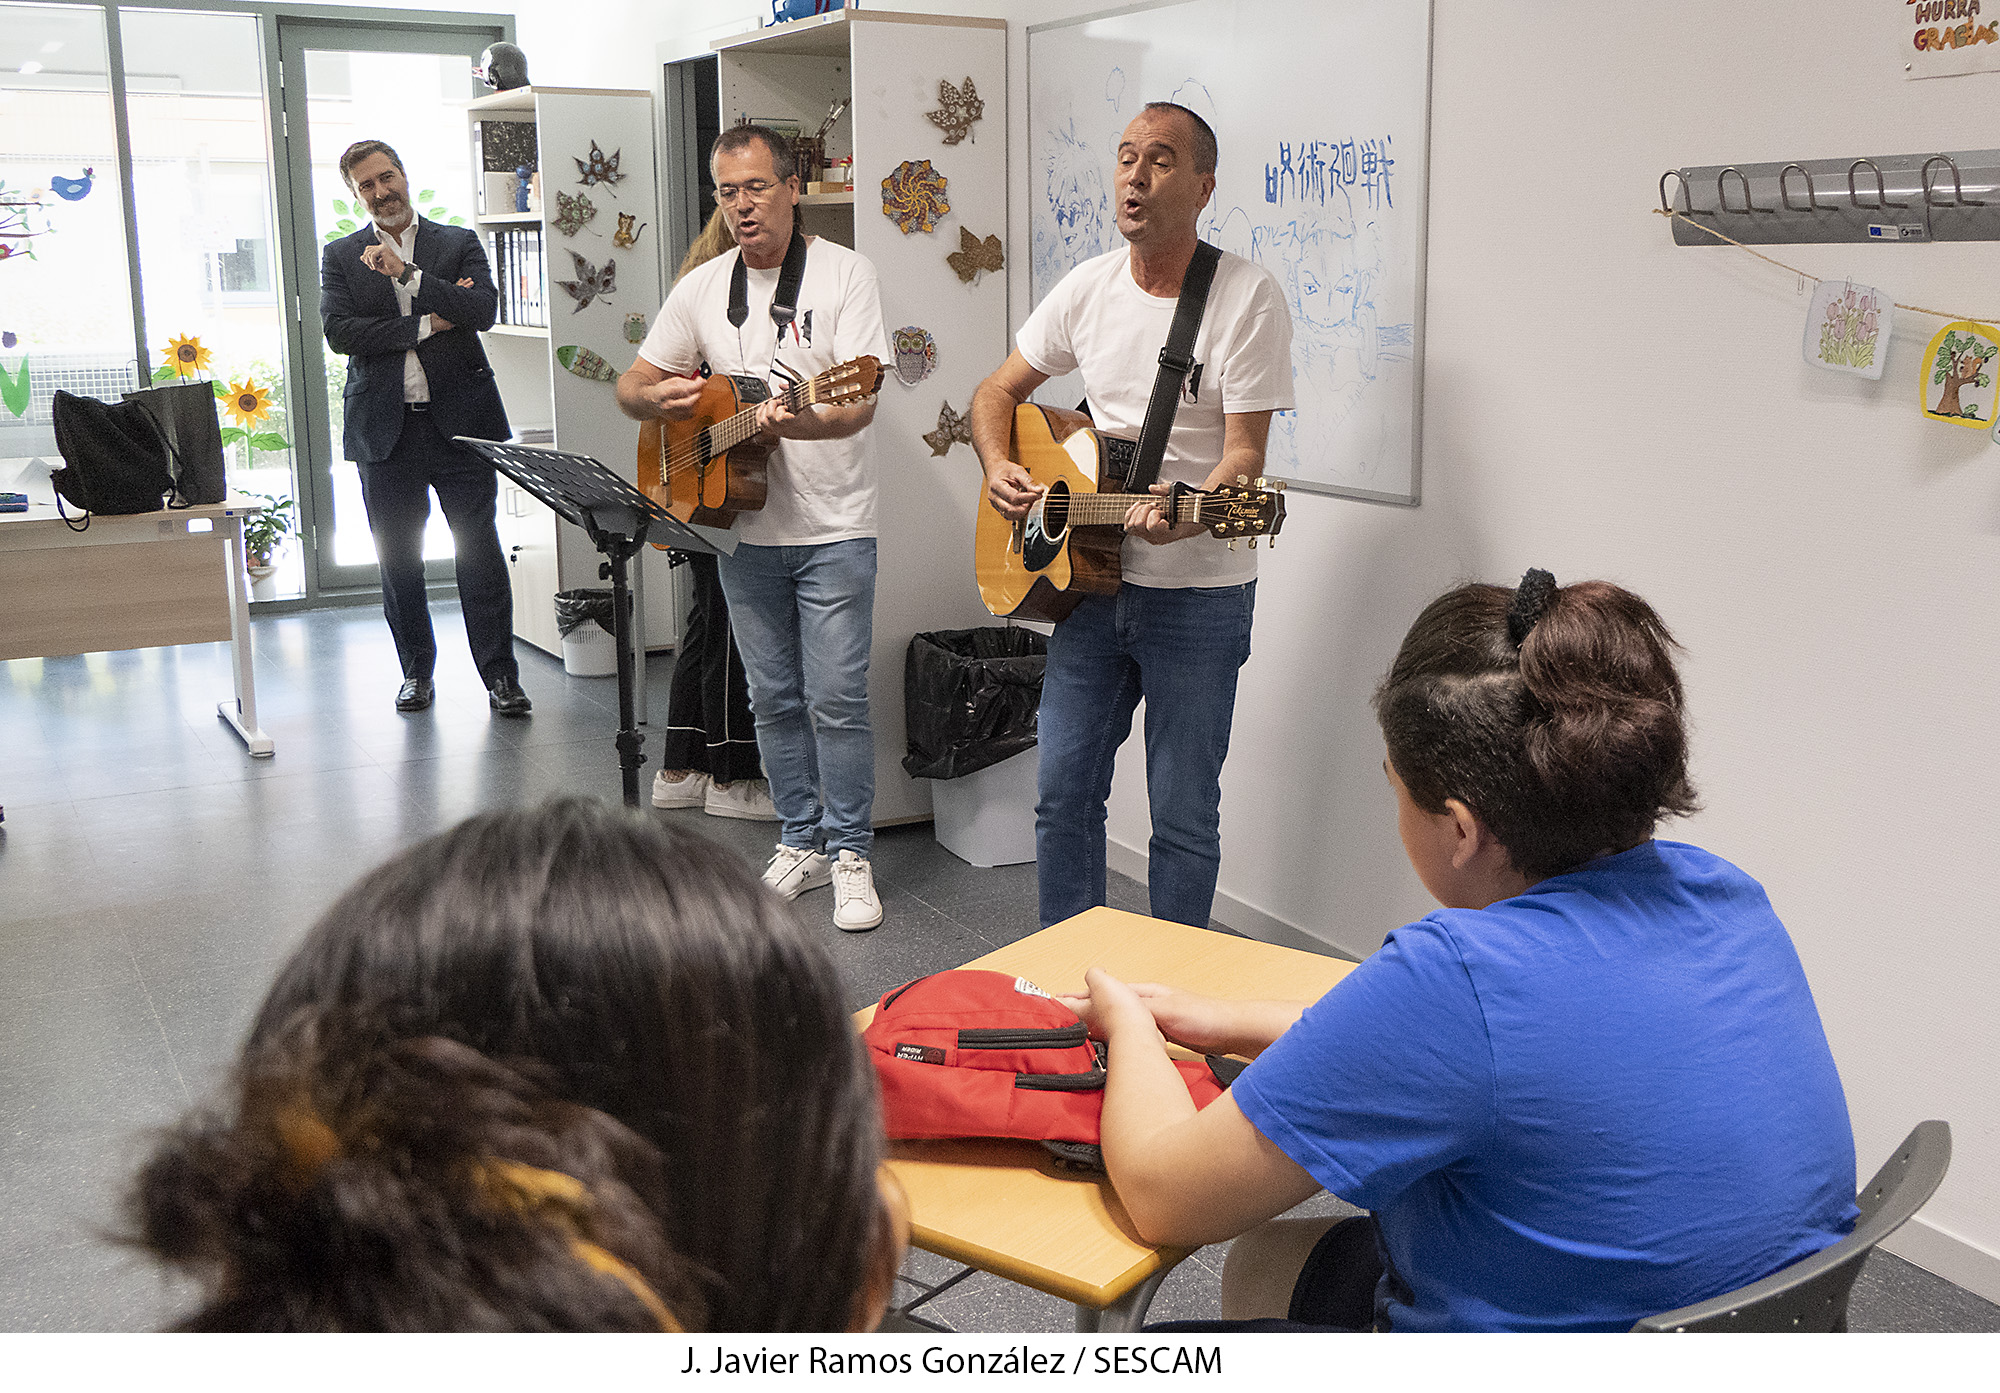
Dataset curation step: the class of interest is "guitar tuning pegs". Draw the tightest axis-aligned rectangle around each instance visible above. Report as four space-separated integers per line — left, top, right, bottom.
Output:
1235 474 1249 486
1272 479 1287 492
1252 476 1267 489
1248 537 1258 549
1227 539 1237 551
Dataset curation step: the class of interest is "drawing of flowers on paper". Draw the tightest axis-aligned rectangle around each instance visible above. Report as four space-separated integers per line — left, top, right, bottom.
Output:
1804 280 1886 379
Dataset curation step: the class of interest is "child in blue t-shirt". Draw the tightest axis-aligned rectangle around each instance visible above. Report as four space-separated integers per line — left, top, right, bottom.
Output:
1057 572 1856 1332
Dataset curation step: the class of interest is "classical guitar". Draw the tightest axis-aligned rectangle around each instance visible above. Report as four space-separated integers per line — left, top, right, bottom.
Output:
637 356 883 529
974 402 1287 624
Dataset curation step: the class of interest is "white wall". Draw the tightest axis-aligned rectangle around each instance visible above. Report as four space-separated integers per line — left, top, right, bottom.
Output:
511 0 2000 1300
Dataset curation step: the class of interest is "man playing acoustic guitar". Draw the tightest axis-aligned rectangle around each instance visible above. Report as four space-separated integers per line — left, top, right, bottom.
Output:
617 125 889 932
972 102 1295 930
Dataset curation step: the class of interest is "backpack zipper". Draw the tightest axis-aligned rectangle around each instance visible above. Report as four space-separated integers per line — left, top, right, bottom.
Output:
957 1025 1089 1050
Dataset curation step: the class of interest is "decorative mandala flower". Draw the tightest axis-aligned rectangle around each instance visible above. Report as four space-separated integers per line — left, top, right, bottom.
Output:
881 159 949 235
164 334 211 378
224 377 273 426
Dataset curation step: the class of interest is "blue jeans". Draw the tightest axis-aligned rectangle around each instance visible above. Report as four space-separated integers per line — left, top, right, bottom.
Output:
1035 580 1256 929
715 539 877 856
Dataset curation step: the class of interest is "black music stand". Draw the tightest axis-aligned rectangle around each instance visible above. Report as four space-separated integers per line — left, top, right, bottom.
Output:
456 438 722 808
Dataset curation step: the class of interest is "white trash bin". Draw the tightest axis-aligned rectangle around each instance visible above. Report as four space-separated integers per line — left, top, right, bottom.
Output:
931 745 1038 868
561 622 618 677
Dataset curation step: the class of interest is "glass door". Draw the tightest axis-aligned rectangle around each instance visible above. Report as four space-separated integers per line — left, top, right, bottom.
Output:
275 20 498 595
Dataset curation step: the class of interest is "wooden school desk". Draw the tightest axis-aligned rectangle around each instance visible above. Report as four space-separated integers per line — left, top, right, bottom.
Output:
856 906 1357 1331
0 498 274 756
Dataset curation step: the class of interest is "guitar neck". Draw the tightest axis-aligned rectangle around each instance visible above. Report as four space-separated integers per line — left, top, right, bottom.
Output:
1060 491 1207 528
705 371 832 454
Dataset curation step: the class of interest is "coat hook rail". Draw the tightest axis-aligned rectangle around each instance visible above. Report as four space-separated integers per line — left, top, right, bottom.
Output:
1663 148 2000 245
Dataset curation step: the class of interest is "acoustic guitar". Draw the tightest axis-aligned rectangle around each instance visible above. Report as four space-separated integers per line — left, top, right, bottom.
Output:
637 356 883 530
974 402 1288 624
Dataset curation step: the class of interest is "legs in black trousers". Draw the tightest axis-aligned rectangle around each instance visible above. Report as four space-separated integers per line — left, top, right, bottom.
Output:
356 409 518 686
657 552 763 783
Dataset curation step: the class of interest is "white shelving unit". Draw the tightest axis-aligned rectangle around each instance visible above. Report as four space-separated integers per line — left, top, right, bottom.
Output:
469 85 677 658
711 10 1008 825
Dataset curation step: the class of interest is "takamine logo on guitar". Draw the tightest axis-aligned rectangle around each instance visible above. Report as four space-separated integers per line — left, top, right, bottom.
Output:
635 356 883 531
974 403 1287 625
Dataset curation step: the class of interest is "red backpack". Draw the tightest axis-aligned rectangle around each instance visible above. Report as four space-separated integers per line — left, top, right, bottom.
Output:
862 969 1236 1167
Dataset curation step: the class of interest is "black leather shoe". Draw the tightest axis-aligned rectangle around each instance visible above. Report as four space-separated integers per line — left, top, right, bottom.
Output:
395 677 434 712
487 674 532 717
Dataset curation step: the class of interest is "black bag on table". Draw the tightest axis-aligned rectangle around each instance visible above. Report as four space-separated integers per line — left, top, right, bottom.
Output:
49 389 175 517
123 380 227 505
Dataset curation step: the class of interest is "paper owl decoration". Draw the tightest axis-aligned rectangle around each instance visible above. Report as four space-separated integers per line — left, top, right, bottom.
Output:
892 326 937 387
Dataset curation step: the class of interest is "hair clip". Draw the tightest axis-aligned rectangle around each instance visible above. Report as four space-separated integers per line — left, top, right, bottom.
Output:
1506 568 1557 646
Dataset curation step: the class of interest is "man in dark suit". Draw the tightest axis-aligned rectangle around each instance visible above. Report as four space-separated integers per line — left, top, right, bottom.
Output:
321 138 529 716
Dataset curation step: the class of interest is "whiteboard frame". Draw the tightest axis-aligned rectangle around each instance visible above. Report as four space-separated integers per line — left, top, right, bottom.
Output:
1025 0 1433 506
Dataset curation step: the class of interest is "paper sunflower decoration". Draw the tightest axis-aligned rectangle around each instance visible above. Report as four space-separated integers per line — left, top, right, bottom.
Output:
163 333 212 379
224 378 273 427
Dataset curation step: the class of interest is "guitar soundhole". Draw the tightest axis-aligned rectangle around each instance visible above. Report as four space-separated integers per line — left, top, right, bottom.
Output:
696 427 714 466
1022 480 1069 572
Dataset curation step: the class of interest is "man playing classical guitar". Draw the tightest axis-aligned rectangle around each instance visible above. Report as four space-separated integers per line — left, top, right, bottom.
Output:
972 102 1295 930
617 126 889 932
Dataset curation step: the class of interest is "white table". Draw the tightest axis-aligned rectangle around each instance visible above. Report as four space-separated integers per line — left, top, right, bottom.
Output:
0 496 274 756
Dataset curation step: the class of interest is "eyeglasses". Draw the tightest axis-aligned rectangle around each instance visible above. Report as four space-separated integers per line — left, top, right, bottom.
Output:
713 179 781 206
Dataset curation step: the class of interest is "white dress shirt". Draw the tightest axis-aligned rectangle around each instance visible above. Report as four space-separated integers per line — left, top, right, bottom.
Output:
375 219 433 403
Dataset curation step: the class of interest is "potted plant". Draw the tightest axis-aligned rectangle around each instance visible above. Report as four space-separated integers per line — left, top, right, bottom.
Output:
240 490 296 578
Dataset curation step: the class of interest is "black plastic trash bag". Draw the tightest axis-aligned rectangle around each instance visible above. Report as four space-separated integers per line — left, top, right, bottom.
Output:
553 588 616 639
903 627 1048 780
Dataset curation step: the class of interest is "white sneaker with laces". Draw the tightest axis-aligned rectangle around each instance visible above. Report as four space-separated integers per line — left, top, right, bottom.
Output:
705 777 779 821
831 850 883 932
651 770 711 809
763 843 832 900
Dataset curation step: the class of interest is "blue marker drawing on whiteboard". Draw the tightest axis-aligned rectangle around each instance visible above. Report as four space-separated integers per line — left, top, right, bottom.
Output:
1034 114 1111 300
1106 67 1126 110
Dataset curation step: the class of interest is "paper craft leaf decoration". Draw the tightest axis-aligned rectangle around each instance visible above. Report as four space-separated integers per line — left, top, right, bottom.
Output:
947 227 1004 284
892 326 937 387
613 212 647 249
556 344 619 382
574 140 624 193
0 356 28 418
922 400 972 457
881 159 949 235
926 77 984 146
1803 281 1886 380
553 190 597 238
555 251 616 312
1920 320 2000 427
162 333 211 379
51 168 93 201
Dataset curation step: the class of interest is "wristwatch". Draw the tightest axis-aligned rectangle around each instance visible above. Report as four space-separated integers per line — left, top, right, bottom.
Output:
396 264 415 287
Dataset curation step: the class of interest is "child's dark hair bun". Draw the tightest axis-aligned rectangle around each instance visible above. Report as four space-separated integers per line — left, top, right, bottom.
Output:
1375 577 1698 880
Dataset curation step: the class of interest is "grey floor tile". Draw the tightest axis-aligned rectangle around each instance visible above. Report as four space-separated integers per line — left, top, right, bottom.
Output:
1849 1250 2000 1333
0 904 141 1003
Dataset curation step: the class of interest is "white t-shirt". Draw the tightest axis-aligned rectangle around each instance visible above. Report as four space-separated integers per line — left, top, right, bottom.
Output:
1015 247 1295 588
638 237 887 546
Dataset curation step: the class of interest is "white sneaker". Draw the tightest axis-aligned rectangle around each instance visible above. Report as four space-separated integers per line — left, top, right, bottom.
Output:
651 770 710 809
705 778 779 821
831 850 883 932
763 843 832 900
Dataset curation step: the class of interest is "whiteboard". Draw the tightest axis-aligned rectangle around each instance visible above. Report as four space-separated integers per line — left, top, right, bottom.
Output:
1027 0 1431 503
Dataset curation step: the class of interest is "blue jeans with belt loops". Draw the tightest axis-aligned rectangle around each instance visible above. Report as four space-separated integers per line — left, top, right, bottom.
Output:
1034 580 1257 929
715 539 877 857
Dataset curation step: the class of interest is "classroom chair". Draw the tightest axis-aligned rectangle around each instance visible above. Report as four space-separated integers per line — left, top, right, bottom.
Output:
1631 1121 1952 1332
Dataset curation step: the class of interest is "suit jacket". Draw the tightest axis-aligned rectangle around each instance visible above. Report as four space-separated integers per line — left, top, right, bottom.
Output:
320 218 510 464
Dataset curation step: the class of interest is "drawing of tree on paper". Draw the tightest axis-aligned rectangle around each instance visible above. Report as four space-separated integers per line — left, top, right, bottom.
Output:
1805 281 1885 379
1920 321 2000 426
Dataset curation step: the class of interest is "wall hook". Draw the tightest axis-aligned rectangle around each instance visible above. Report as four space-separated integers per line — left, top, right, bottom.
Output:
1778 163 1829 213
1847 158 1907 211
1921 153 1985 208
1658 169 1711 218
1717 166 1771 215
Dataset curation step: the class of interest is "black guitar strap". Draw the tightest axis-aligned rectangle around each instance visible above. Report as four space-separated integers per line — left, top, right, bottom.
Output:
727 227 809 331
1126 240 1222 492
